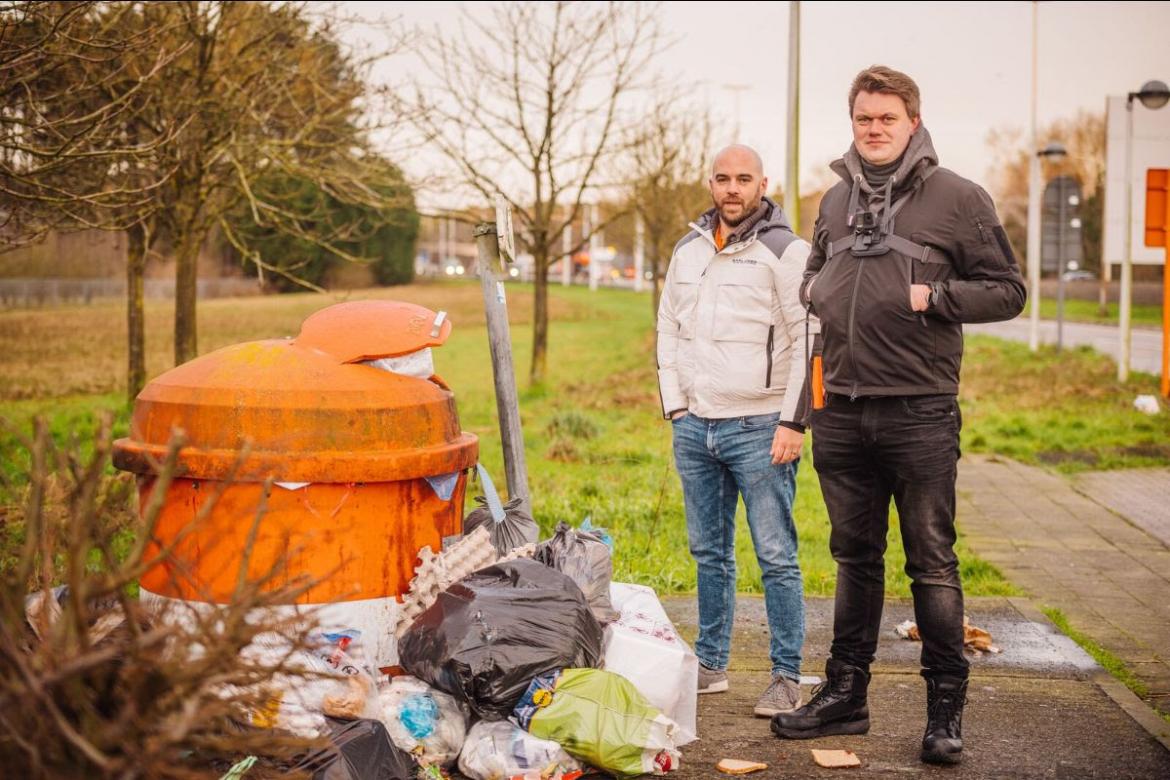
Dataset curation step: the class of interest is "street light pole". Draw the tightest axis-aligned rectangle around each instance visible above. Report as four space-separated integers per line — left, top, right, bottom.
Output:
1026 0 1042 352
1120 99 1135 382
1057 177 1066 351
785 1 801 235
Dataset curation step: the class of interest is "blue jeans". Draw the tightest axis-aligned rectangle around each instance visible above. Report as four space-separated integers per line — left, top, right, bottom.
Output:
671 412 805 680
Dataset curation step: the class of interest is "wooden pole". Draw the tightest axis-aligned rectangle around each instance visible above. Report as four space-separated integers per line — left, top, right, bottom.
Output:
474 222 531 514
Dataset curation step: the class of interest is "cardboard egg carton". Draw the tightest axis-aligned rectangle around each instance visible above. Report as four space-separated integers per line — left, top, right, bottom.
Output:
395 526 496 637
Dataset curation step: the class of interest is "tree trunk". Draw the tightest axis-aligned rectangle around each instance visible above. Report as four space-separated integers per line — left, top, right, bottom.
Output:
126 222 148 402
650 234 665 316
531 249 549 386
173 235 199 365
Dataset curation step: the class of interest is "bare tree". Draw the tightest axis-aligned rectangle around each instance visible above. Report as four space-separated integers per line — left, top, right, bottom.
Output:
0 417 325 778
623 93 714 315
405 1 665 384
143 2 410 364
0 2 182 248
1 2 186 399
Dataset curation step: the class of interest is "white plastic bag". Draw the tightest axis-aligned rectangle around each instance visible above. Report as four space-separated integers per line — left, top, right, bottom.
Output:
364 348 434 379
235 630 380 738
377 674 468 766
603 582 698 745
458 719 583 780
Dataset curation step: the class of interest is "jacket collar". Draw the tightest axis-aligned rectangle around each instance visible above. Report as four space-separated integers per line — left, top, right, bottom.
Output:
831 124 939 197
690 196 793 252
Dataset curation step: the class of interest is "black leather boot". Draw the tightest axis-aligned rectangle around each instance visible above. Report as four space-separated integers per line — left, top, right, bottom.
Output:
921 676 967 764
771 658 870 739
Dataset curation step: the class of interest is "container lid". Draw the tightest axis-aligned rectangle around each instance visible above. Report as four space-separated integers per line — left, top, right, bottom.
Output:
113 301 478 482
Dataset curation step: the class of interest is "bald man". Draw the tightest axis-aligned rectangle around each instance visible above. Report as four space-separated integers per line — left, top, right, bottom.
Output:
657 145 818 718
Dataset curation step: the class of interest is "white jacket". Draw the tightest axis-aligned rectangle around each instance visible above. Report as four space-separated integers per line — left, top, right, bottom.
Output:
656 198 818 426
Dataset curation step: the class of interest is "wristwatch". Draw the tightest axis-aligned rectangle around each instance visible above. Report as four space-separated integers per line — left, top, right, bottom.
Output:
927 283 940 310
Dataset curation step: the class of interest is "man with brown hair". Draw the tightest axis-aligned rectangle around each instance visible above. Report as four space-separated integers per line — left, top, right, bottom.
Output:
770 66 1025 765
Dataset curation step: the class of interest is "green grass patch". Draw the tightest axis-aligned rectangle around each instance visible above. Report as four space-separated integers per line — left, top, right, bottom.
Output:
961 337 1170 473
1041 606 1150 699
0 282 1023 598
1023 297 1163 327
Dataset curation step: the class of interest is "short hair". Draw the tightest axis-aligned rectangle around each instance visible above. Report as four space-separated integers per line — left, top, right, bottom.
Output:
849 65 921 119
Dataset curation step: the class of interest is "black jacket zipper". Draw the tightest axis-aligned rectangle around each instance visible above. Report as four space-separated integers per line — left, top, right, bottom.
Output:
765 325 774 388
846 258 866 400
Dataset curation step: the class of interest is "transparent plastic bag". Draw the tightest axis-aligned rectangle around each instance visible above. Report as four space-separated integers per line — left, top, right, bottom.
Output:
458 719 583 780
377 674 467 766
535 522 619 624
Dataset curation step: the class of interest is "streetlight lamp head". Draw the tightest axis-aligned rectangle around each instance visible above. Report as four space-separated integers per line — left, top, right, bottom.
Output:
1038 141 1067 160
1136 80 1170 110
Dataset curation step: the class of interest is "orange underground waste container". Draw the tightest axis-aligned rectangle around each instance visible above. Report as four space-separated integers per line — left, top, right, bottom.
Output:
112 300 478 667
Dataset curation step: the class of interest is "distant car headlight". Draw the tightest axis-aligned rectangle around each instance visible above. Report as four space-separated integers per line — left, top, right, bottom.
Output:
445 266 455 276
509 267 519 278
455 266 465 275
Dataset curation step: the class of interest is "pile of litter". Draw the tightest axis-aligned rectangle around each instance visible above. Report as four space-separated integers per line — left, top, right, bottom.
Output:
233 469 696 779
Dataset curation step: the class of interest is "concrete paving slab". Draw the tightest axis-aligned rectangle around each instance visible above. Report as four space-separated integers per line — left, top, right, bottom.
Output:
1075 469 1170 548
958 455 1170 716
660 596 1170 779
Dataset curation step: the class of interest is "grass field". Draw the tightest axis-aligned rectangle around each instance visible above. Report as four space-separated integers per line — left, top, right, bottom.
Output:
5 280 1166 599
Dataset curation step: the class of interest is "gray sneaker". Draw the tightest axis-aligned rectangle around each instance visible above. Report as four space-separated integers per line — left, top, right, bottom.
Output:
698 663 729 694
754 674 802 717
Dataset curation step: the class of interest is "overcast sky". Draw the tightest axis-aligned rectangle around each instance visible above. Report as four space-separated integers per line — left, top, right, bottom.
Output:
337 1 1170 198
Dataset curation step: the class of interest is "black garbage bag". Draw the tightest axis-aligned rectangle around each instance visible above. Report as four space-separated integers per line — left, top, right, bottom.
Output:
296 717 416 780
398 558 603 720
534 521 620 624
463 464 538 555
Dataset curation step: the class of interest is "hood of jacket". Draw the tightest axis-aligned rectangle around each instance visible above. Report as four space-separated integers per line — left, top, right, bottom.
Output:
694 196 793 247
831 124 939 197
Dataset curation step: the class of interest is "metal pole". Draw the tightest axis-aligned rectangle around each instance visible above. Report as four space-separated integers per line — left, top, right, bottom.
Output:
1026 0 1042 352
474 223 531 515
1056 178 1066 351
785 0 801 235
1119 99 1134 382
634 213 645 293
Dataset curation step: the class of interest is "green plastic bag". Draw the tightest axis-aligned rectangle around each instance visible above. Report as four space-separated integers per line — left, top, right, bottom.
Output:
518 668 681 778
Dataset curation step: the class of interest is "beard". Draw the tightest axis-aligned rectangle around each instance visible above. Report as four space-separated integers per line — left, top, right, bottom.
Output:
713 191 763 227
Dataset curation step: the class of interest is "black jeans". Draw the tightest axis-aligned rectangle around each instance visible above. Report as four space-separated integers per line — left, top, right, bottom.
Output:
811 392 969 680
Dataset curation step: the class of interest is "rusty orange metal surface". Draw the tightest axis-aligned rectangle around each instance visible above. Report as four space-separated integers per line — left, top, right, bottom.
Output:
113 300 476 482
112 300 478 610
295 299 453 363
138 475 466 603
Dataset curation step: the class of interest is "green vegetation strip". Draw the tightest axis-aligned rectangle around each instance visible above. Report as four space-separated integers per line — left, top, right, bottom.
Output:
1042 606 1150 700
18 283 1168 599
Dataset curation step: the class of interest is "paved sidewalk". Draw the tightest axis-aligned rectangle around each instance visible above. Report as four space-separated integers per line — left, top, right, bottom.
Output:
663 596 1170 778
957 454 1170 715
1075 467 1170 547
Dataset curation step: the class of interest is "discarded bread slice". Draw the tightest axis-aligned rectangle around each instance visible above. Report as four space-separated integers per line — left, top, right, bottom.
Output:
716 758 768 775
811 749 861 768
